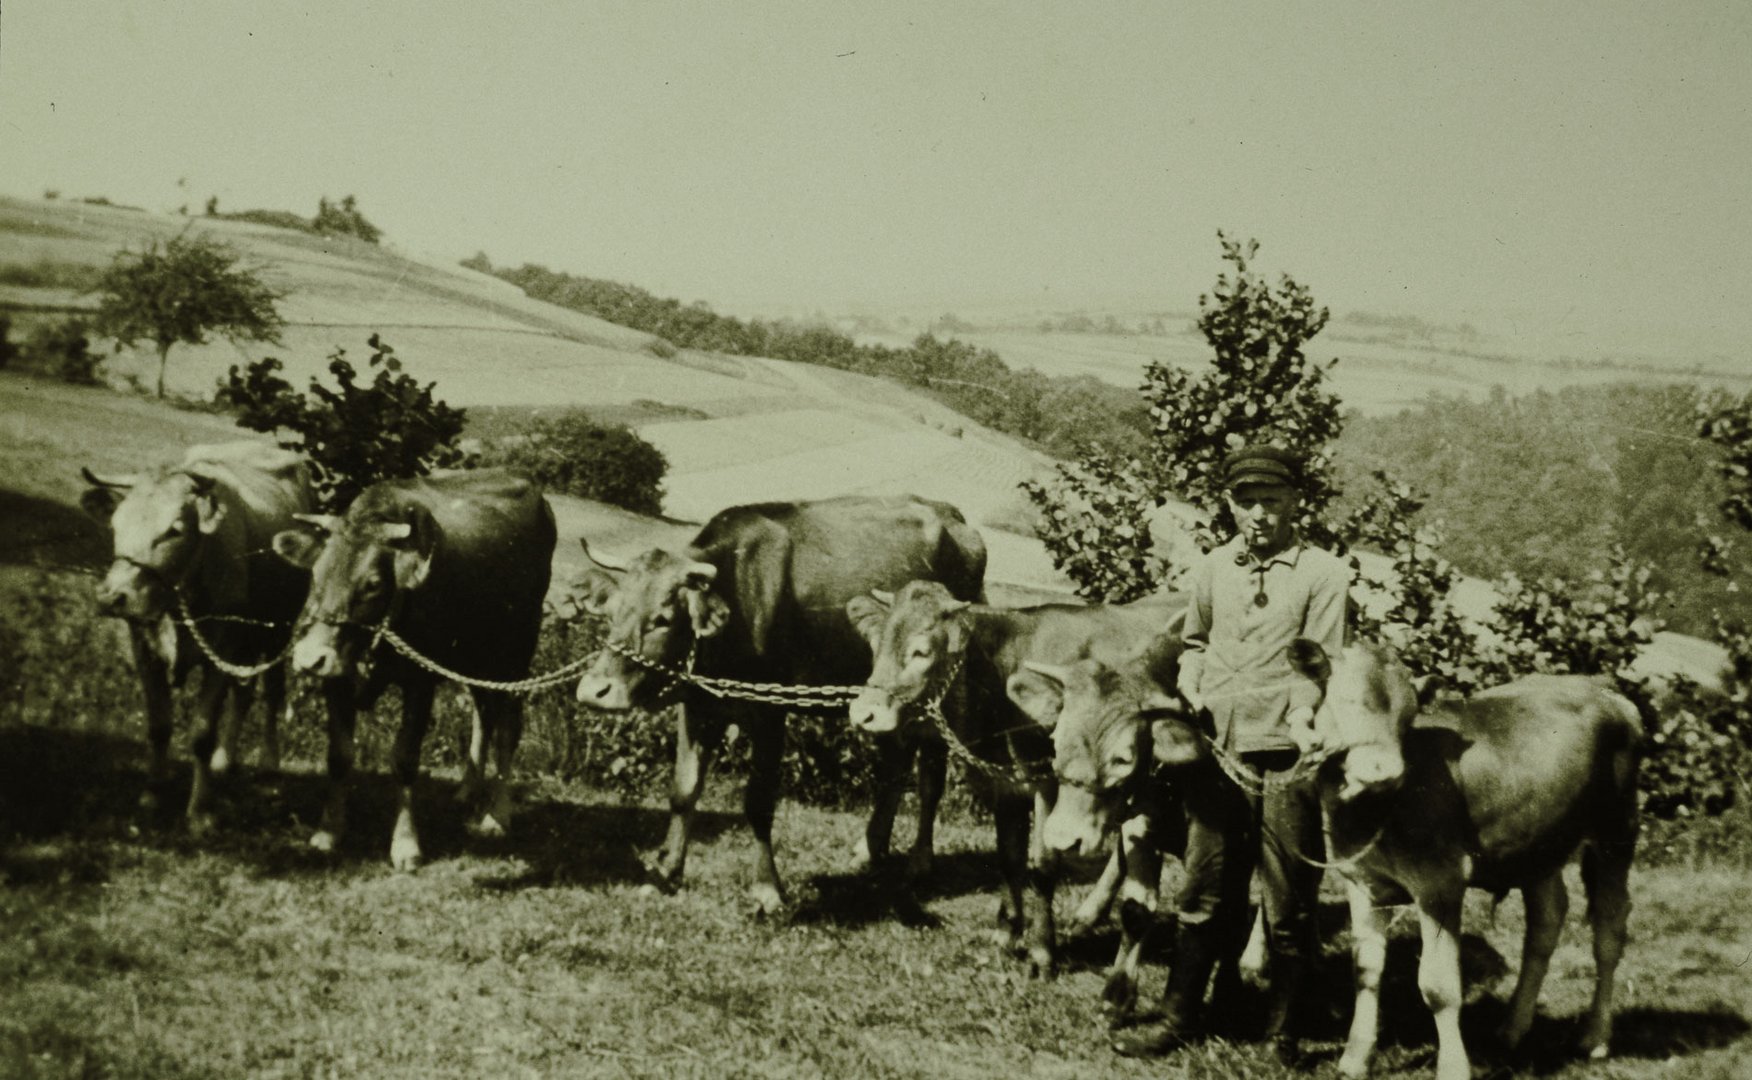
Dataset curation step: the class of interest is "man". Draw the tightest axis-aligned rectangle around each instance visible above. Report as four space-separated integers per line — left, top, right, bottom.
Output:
1115 444 1349 1063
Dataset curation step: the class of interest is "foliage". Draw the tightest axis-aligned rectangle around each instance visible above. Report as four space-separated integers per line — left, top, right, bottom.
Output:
0 259 105 291
311 195 382 244
1336 384 1752 638
93 232 285 398
17 316 106 386
478 409 668 516
1025 234 1344 600
214 334 470 511
1700 388 1752 533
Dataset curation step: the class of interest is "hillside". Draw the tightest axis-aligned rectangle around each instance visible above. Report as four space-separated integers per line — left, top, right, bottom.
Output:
0 196 1065 595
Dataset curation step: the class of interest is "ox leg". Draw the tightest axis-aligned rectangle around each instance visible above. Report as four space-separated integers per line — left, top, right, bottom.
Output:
989 788 1031 955
469 690 522 838
259 663 285 772
130 630 175 812
907 737 946 882
1577 842 1633 1059
310 681 357 855
388 678 436 871
1499 871 1568 1052
1068 844 1123 939
1338 879 1388 1080
858 733 908 873
652 697 724 892
1023 787 1061 979
184 672 236 837
1416 893 1471 1080
456 691 486 808
1105 813 1162 1018
743 709 787 917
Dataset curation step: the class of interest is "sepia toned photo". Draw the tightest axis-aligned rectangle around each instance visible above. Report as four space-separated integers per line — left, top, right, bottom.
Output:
2 3 1750 1077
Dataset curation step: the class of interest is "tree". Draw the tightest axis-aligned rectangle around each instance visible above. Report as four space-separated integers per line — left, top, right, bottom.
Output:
93 232 285 398
215 334 470 511
1023 233 1344 600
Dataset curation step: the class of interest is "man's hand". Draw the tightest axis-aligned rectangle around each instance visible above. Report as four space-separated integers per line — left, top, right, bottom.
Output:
1287 705 1319 755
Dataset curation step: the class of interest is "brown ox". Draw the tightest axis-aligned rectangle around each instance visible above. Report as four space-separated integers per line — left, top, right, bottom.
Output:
1002 652 1206 1009
273 470 555 870
573 495 987 915
1287 640 1641 1080
846 582 1186 978
81 442 313 831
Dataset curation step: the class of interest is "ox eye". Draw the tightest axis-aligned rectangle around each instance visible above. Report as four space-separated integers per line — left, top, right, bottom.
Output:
908 645 932 662
650 613 672 630
161 524 185 541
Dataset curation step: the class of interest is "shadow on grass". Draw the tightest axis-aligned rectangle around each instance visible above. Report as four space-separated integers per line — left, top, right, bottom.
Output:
793 847 1014 929
0 721 737 892
0 490 108 571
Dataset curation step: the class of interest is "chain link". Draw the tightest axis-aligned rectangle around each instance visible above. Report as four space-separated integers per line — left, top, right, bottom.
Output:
599 638 865 708
174 590 298 679
374 626 597 693
1199 734 1336 797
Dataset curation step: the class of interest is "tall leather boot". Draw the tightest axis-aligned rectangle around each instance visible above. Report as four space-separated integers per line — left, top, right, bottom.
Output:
1262 955 1303 1066
1111 920 1221 1058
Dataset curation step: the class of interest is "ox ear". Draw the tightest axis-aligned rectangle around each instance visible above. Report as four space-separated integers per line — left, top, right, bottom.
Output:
190 476 227 535
871 588 895 606
80 485 125 525
577 569 617 616
685 587 730 639
1005 666 1066 729
271 528 325 570
845 593 891 646
1285 639 1332 685
385 508 438 591
1412 673 1445 707
1150 716 1206 768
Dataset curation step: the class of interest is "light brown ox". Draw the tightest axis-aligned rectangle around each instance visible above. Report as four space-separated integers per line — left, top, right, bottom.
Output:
1286 640 1641 1080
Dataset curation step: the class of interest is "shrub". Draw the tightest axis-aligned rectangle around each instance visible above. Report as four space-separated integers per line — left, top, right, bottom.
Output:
19 316 105 385
214 334 470 511
311 195 382 244
478 410 666 516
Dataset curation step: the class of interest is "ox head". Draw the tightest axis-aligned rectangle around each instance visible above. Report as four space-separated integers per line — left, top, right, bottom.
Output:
1005 657 1202 859
270 500 438 680
845 581 971 734
81 465 228 621
573 538 729 711
1286 639 1423 802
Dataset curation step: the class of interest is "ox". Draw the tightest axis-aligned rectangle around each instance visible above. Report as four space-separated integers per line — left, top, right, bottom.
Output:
1286 640 1641 1080
81 442 313 832
574 495 987 915
845 582 1186 978
272 470 556 870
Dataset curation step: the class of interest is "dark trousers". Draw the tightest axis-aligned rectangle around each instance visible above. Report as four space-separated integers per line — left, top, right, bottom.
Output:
1175 749 1323 967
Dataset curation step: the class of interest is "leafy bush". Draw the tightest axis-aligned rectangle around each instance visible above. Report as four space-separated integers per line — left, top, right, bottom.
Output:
311 195 382 244
1024 233 1344 600
214 334 470 511
0 260 105 291
478 409 666 516
18 316 105 385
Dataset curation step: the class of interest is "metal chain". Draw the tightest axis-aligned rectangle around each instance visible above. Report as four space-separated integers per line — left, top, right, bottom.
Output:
375 625 596 694
173 590 299 679
600 638 864 708
1200 734 1336 797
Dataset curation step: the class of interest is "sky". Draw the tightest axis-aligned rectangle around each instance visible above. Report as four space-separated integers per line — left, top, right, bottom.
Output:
3 1 1750 357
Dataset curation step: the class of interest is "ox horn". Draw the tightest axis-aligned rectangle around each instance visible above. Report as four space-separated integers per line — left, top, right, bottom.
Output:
293 513 345 533
578 537 631 573
81 466 138 489
871 588 895 606
374 522 413 541
1022 661 1073 687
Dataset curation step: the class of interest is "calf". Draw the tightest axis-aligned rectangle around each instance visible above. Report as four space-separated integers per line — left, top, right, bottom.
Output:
1287 640 1641 1080
81 442 312 831
846 582 1185 977
273 470 556 869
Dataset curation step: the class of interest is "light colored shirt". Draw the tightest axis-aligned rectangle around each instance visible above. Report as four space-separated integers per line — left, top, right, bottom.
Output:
1176 534 1350 754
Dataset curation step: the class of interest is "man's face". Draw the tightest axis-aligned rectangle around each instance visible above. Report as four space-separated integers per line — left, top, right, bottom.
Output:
1226 482 1298 554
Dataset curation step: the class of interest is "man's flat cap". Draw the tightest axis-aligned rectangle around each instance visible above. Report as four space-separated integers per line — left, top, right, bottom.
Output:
1222 445 1302 489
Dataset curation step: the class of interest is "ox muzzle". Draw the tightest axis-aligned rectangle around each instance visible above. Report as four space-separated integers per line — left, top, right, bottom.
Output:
848 685 906 734
291 624 360 680
1042 784 1113 860
1330 741 1406 802
95 560 173 621
575 653 640 711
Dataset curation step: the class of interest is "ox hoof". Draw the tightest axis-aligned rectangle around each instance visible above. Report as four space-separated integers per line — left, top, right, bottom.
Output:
468 815 508 839
1587 1042 1610 1061
309 830 339 854
749 884 787 920
637 883 663 899
850 836 876 875
390 845 424 872
905 849 933 883
1336 1049 1371 1079
1102 972 1139 1019
208 748 234 777
138 790 162 814
639 854 684 895
1025 948 1057 981
186 812 218 840
1064 910 1105 941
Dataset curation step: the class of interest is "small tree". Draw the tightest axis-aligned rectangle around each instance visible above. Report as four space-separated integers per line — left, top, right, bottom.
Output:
215 334 469 511
93 232 285 398
1024 233 1344 600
